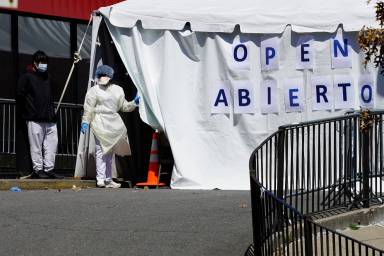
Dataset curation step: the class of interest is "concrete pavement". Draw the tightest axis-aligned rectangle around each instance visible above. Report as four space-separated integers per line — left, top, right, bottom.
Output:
342 225 384 251
0 189 252 256
315 204 384 251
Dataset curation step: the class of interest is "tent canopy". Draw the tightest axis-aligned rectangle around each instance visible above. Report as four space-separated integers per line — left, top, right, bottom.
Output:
86 1 383 190
100 0 377 33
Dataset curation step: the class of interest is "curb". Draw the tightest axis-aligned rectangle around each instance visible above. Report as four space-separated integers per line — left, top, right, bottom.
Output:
315 204 384 230
0 179 96 190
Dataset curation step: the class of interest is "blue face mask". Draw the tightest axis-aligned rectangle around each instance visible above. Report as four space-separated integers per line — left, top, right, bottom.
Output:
37 63 48 72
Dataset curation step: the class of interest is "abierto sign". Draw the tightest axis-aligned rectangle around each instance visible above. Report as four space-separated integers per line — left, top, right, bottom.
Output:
210 32 375 115
0 0 18 8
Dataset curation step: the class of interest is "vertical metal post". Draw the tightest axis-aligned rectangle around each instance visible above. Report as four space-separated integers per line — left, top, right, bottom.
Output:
360 110 373 208
276 127 285 224
250 176 263 256
13 14 33 176
304 218 313 256
11 13 19 88
362 126 370 208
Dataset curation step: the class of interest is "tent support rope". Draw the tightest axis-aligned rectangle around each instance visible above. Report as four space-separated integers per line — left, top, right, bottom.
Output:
55 15 93 114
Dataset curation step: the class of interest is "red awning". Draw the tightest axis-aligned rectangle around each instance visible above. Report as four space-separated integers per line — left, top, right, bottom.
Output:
0 0 123 20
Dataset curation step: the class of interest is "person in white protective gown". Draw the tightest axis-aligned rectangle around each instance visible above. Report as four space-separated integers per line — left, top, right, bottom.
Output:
80 65 140 188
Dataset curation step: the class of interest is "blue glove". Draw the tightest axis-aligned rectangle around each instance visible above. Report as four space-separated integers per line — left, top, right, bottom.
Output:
134 94 140 105
80 122 89 134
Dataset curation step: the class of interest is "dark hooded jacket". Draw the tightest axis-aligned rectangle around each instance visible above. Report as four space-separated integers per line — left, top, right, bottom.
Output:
17 69 56 122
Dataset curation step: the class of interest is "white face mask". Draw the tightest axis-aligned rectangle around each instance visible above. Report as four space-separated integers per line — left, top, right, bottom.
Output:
98 77 111 85
37 63 48 72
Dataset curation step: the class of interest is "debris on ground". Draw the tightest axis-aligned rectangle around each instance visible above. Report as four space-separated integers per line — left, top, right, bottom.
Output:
349 223 360 230
72 185 82 192
9 186 22 192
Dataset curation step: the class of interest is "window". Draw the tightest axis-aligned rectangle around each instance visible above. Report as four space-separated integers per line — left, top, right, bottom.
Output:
0 13 11 52
0 13 13 99
19 16 70 57
18 16 72 102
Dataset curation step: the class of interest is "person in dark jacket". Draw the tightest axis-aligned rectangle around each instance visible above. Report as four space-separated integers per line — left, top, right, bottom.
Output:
17 51 62 179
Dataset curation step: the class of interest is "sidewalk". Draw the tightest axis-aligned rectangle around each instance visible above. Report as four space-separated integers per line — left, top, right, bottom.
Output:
342 225 384 251
315 204 384 252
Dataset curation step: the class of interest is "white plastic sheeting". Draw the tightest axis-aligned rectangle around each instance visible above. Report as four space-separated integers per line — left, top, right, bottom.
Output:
99 0 378 33
94 1 383 189
74 15 103 179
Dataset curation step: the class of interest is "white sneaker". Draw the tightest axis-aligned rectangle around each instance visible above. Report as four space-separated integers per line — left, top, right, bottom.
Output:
96 180 105 188
105 180 121 188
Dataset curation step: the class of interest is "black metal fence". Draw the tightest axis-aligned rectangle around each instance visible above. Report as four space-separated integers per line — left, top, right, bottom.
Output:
0 98 82 176
0 99 16 154
248 110 384 255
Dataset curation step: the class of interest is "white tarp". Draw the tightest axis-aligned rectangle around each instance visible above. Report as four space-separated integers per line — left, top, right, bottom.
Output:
94 0 383 190
99 0 377 33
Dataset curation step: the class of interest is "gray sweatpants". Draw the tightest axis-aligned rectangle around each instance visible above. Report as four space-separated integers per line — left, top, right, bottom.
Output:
27 121 58 172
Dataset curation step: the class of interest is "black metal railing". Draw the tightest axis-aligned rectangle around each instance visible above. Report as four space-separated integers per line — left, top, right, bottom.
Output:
248 110 384 256
55 102 82 157
0 98 82 175
0 99 16 154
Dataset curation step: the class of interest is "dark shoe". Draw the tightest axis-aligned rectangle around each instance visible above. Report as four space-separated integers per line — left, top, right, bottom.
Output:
34 170 49 179
45 171 64 179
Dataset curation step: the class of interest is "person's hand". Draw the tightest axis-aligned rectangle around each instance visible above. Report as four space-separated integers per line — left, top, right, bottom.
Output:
134 94 140 105
80 122 89 134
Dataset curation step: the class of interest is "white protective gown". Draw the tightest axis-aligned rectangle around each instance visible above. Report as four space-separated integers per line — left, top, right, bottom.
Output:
82 83 137 155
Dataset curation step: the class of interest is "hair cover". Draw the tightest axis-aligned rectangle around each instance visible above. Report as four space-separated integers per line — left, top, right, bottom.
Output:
95 65 114 78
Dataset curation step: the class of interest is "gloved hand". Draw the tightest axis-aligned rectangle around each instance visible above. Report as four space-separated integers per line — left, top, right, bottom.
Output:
80 122 89 134
134 94 140 105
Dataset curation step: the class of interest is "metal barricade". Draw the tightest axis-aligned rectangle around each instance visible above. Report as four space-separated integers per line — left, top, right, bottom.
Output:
0 98 82 176
249 110 384 255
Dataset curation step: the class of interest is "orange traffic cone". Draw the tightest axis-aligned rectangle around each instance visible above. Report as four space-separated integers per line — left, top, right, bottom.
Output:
136 132 166 187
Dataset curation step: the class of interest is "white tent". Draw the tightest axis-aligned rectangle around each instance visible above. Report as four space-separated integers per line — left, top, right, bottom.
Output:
76 0 382 190
99 0 376 33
